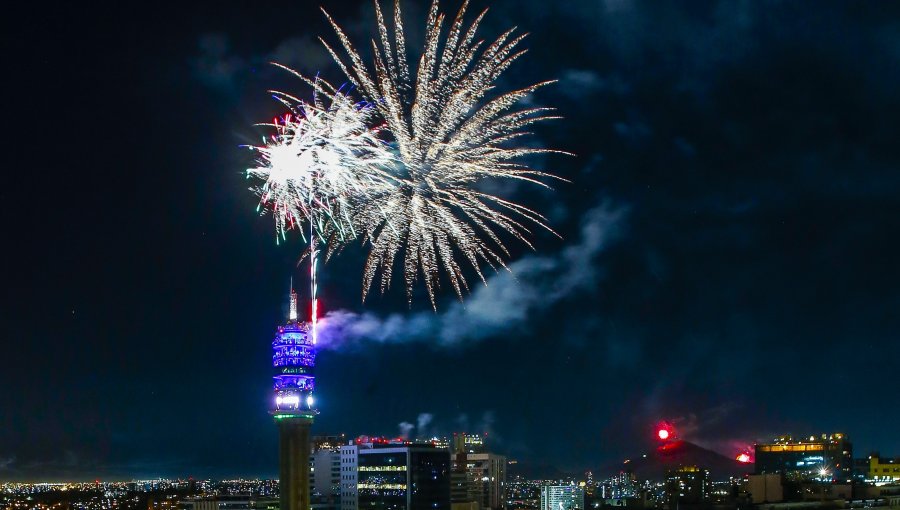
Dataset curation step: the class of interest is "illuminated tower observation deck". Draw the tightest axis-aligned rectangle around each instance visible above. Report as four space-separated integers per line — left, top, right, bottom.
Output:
271 286 318 510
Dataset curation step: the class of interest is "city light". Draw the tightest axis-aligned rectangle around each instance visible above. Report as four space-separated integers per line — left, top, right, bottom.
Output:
279 395 300 407
658 429 669 440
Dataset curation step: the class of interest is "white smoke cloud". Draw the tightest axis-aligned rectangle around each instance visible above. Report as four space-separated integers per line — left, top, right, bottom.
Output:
0 456 15 471
397 412 496 441
454 411 496 437
317 203 626 349
398 422 414 439
416 413 434 437
477 411 497 441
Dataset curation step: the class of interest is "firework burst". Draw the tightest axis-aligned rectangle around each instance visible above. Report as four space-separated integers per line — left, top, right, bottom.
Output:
320 0 567 308
247 70 395 244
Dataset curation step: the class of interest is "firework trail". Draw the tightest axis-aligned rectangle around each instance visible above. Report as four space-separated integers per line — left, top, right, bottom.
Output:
320 0 566 308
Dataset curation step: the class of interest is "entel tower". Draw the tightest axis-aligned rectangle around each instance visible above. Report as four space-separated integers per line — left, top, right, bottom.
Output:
270 283 318 510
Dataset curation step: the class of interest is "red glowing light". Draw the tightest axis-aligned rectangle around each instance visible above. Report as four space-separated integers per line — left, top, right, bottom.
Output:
655 420 676 442
736 453 752 463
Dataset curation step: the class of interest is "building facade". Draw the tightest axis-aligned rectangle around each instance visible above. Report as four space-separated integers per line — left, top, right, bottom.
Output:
754 434 852 482
540 485 584 510
867 454 900 482
340 443 451 510
447 434 505 510
466 454 506 510
312 447 342 510
665 466 710 504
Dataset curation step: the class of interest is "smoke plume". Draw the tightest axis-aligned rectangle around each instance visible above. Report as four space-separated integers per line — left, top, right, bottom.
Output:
317 204 625 349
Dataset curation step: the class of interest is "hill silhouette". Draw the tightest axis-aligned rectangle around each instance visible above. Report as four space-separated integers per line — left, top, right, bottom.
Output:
600 440 754 481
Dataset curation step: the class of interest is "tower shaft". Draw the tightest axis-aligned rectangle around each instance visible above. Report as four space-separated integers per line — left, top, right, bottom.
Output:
278 417 313 510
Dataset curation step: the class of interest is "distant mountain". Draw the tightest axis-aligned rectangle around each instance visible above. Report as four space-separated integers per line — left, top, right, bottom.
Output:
508 459 578 481
598 440 754 482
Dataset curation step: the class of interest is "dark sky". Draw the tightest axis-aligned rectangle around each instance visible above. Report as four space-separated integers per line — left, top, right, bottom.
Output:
2 0 899 481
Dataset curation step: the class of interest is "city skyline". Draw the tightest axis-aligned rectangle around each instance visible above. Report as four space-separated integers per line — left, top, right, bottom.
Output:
3 0 900 482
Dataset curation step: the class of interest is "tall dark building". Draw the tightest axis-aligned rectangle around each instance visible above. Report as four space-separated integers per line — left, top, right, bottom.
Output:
271 287 319 510
341 443 451 510
665 466 710 505
754 434 852 482
312 435 345 510
448 434 506 510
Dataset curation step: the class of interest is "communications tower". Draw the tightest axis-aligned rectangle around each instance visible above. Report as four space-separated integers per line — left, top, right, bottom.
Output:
271 284 318 510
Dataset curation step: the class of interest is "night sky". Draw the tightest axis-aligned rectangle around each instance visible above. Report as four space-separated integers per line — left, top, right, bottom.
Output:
3 0 900 481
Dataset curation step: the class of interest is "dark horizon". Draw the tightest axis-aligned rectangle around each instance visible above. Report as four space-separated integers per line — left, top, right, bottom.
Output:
2 0 899 482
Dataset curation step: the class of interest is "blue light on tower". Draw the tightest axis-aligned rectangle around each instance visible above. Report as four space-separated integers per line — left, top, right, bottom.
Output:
271 286 318 420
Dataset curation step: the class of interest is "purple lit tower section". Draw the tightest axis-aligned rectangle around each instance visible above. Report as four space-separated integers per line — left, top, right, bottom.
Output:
271 285 318 510
272 286 317 418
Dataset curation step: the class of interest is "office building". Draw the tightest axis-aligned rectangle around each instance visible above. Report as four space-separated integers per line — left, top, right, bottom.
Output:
867 454 900 482
448 435 506 510
467 454 506 510
312 435 349 509
665 466 709 504
754 434 852 482
340 442 451 510
540 484 583 510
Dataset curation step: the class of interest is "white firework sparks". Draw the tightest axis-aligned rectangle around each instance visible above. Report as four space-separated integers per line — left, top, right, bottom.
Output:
247 70 395 244
320 0 566 308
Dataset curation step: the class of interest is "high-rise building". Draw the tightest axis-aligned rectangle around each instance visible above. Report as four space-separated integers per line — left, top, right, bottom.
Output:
311 436 344 510
754 434 852 482
271 286 319 510
451 451 482 510
340 445 360 510
665 466 710 504
451 467 481 507
448 435 506 510
603 471 637 500
539 484 583 510
340 442 451 510
466 454 506 510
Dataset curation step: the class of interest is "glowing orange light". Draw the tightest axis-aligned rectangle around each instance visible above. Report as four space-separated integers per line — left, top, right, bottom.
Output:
736 453 752 463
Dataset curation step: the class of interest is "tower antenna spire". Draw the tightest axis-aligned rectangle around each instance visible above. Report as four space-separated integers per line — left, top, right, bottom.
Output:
289 276 298 322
